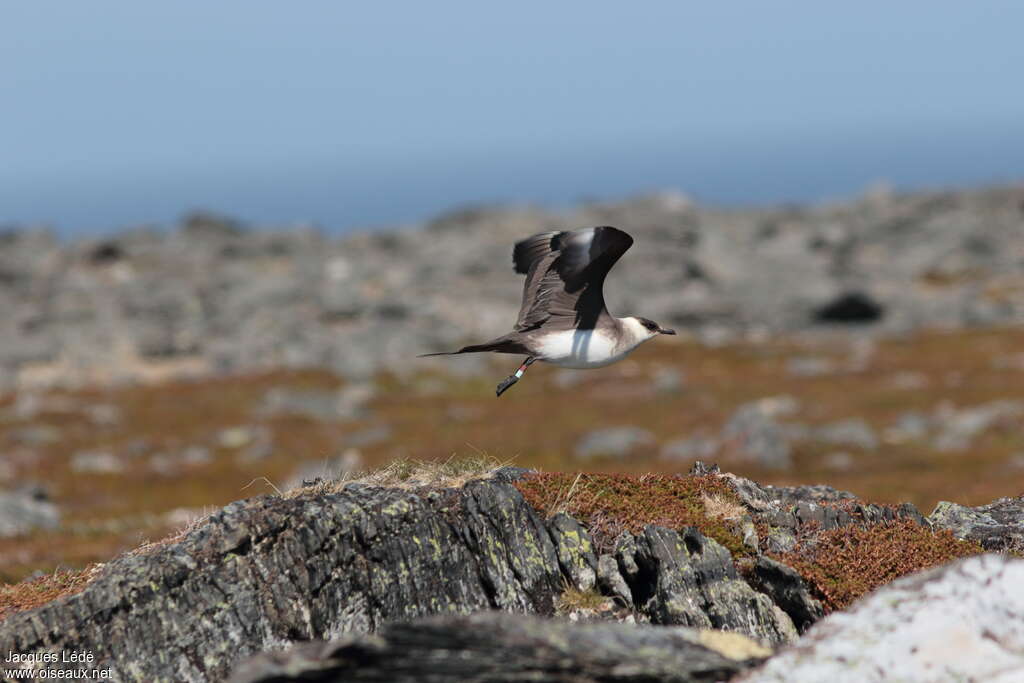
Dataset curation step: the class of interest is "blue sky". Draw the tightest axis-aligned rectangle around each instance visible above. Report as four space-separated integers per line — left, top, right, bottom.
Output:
2 2 1023 234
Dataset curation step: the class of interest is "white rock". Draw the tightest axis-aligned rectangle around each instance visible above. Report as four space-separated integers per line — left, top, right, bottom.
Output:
743 554 1024 682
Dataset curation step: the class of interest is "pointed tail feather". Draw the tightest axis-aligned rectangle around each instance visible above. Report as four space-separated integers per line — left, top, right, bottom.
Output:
418 338 529 358
417 343 498 358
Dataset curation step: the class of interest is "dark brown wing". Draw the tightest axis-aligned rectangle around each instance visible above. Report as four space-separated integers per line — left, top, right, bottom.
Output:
512 226 634 332
512 230 560 275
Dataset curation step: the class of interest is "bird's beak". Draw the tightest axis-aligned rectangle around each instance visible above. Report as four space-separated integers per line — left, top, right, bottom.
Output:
658 328 676 335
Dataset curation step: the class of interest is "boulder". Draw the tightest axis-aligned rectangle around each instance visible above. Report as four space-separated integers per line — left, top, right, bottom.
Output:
229 612 772 683
743 554 1024 682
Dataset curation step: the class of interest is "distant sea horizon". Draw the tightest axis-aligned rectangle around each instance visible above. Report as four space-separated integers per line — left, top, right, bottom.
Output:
4 123 1023 238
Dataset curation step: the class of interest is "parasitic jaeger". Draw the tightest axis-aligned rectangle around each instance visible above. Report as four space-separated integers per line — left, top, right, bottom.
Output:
421 226 675 396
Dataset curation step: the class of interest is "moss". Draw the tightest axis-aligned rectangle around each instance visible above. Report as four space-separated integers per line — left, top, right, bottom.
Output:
775 518 984 611
514 472 750 556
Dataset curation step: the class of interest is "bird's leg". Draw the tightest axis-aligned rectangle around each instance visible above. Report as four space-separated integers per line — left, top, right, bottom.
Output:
496 357 536 397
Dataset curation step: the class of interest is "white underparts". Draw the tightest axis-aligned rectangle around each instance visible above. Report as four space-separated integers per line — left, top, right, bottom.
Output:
514 367 525 378
536 320 655 369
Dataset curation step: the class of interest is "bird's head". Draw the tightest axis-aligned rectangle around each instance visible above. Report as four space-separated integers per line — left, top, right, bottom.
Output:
626 316 677 342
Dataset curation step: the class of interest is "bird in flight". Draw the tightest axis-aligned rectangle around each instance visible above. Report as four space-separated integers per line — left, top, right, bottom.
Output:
421 226 675 396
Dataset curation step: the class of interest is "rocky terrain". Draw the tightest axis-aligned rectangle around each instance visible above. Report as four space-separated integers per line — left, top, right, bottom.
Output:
0 463 1021 681
2 184 1023 389
1 184 1024 680
2 184 1024 587
4 321 1024 586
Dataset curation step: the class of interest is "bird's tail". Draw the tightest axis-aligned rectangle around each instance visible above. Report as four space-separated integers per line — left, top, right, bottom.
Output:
417 343 501 358
418 337 528 358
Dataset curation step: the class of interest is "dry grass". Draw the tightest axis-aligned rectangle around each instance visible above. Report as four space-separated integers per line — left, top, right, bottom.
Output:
285 453 510 497
0 565 103 622
347 454 508 489
555 585 611 613
127 509 215 558
701 492 747 522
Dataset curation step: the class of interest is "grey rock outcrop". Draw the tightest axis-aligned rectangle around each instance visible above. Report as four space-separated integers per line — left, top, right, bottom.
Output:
757 482 926 554
703 463 927 553
230 612 772 683
548 513 599 590
0 477 797 682
623 526 797 643
930 496 1024 552
0 480 550 681
6 461 1024 681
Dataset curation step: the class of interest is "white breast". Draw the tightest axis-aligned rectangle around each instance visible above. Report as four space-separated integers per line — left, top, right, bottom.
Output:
536 329 635 369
